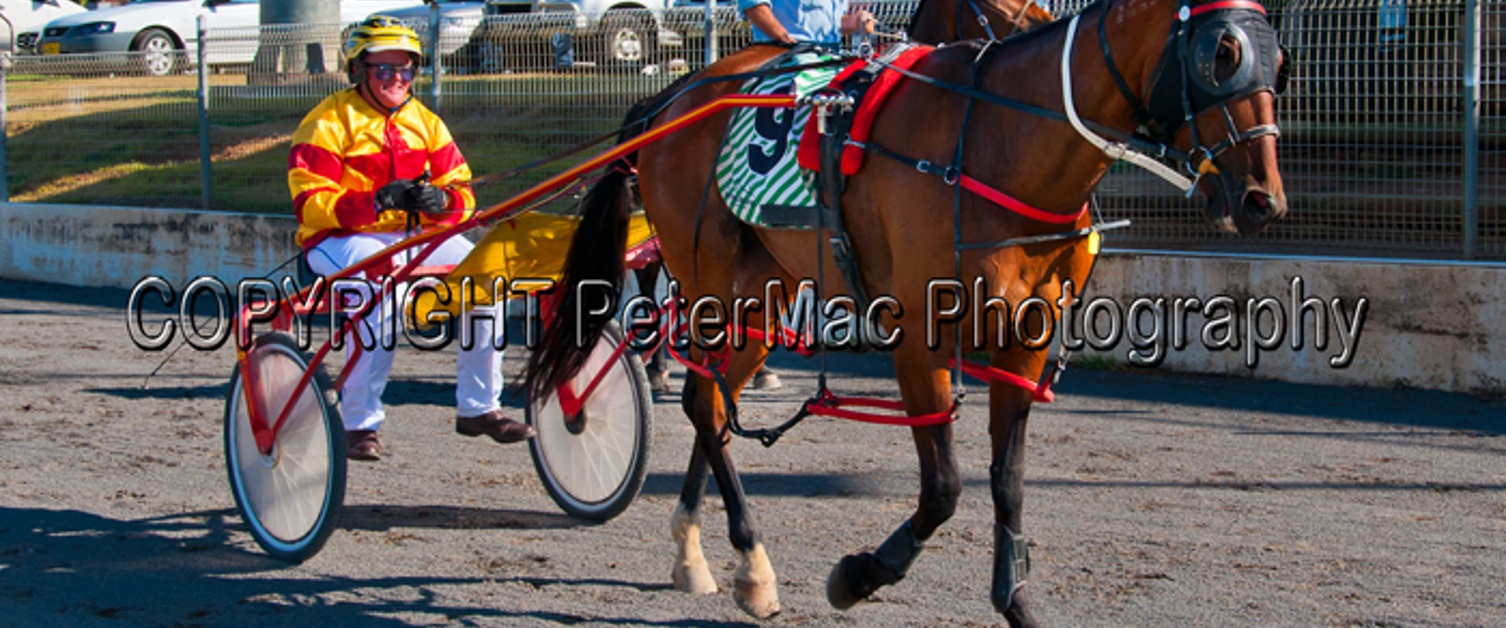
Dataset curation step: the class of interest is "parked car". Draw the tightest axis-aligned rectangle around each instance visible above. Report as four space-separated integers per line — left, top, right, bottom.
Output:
370 0 492 73
36 0 424 75
1 0 87 53
483 0 682 70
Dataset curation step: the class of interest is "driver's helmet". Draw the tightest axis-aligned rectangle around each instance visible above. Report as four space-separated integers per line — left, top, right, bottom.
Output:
343 16 423 83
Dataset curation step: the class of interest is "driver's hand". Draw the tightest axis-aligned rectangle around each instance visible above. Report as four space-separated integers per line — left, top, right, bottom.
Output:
375 179 419 212
841 10 876 35
408 183 450 217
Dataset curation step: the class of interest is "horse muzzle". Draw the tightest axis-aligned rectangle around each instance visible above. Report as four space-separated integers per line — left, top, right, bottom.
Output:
1203 175 1287 235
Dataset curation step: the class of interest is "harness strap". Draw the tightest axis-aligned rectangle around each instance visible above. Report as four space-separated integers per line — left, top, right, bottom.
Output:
873 56 1198 170
1060 13 1197 191
950 358 1056 402
964 0 999 41
1096 0 1159 135
858 139 1088 225
803 389 957 426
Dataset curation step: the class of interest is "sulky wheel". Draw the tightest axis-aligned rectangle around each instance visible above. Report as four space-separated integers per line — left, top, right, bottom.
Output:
526 320 652 521
224 331 345 562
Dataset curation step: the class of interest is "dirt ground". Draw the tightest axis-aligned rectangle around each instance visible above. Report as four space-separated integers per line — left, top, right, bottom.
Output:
1 277 1503 627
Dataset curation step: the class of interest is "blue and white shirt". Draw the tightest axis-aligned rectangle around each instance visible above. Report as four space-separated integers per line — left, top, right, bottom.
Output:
737 0 848 45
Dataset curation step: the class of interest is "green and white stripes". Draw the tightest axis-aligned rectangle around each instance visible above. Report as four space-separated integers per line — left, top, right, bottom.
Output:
715 53 841 226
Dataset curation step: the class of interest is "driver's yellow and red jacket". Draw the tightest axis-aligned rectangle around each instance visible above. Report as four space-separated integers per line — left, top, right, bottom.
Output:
288 88 476 249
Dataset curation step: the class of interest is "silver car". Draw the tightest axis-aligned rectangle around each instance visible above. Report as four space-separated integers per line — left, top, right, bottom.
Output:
37 0 423 75
484 0 682 69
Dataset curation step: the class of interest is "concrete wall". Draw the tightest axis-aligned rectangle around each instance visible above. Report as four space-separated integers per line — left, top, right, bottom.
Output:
1 203 298 289
3 202 1503 394
1082 252 1506 397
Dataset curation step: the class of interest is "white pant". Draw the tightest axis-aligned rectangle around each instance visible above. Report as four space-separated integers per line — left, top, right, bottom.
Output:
306 231 504 432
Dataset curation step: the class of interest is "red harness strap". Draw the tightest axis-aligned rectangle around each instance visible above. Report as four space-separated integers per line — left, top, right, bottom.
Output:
1190 0 1265 17
959 176 1089 225
802 389 956 426
950 358 1057 403
796 45 937 174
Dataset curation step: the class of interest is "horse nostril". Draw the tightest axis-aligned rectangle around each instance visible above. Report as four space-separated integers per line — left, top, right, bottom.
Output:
1243 190 1271 218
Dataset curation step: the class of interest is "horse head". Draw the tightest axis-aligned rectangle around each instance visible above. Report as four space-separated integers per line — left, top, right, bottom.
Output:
1138 0 1291 235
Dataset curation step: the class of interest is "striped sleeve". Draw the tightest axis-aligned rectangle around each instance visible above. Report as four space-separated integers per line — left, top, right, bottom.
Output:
288 98 377 238
421 112 476 226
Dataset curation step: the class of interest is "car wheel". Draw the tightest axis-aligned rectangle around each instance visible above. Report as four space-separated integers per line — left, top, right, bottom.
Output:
134 28 180 76
598 9 654 70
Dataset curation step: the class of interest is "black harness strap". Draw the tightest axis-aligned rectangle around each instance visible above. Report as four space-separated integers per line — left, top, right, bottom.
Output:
1095 0 1162 138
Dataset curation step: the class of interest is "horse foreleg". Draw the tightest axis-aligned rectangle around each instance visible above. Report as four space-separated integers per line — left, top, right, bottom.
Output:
990 384 1040 628
671 442 717 594
828 363 960 610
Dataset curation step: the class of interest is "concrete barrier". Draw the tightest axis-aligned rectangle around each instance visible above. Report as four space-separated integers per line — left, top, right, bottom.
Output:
2 202 1502 394
1 203 298 290
1082 252 1506 397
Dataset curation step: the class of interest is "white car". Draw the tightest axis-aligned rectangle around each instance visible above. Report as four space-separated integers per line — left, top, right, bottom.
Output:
37 0 424 75
1 0 86 53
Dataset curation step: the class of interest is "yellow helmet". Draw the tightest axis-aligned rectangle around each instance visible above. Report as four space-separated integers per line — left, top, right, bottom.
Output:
344 16 423 83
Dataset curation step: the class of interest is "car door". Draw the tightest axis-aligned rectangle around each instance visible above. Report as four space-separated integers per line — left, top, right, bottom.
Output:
199 0 260 65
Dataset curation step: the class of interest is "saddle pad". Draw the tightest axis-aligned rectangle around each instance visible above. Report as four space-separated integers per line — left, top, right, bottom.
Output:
714 52 842 227
796 44 935 175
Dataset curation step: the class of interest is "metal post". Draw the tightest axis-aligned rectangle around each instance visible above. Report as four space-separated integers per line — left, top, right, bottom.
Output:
1462 0 1480 259
704 0 717 67
198 15 212 210
429 2 442 114
0 15 12 203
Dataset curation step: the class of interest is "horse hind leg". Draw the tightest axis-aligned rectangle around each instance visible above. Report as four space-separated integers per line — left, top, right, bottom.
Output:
670 443 717 594
669 313 781 617
698 348 782 618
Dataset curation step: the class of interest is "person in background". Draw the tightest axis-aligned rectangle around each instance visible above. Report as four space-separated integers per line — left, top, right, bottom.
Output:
738 0 876 47
288 16 533 461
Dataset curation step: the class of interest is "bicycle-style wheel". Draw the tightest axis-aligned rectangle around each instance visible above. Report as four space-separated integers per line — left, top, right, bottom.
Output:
224 332 345 562
526 320 652 521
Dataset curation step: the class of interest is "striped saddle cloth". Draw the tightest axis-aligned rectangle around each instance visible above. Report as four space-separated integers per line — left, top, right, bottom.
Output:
713 52 841 228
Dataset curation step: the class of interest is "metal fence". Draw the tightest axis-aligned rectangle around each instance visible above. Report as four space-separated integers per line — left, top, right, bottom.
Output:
2 0 1501 260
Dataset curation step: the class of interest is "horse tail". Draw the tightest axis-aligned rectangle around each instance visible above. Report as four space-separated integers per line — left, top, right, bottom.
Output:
524 164 633 403
524 77 696 401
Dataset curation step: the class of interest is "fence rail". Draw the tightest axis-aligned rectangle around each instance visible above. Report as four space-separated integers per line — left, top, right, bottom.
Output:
2 0 1501 260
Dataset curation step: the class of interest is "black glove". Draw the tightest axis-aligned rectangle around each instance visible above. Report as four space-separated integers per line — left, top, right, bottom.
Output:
407 183 450 217
375 179 418 212
374 179 451 218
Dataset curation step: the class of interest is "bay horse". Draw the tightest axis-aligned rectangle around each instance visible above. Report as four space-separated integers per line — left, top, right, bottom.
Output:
529 0 1288 623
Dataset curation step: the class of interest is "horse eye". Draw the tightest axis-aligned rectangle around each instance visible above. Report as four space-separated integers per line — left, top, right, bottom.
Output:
1215 34 1243 82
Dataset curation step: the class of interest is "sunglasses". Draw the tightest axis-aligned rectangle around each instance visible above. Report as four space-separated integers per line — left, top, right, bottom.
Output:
369 62 416 82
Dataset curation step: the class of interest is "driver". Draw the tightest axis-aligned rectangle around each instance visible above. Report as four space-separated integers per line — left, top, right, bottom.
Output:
288 16 533 461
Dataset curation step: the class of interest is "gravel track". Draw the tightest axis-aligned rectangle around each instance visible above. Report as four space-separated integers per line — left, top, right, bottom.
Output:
1 278 1502 627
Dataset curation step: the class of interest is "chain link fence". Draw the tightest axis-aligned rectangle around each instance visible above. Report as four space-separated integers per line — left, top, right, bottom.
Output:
3 0 1502 259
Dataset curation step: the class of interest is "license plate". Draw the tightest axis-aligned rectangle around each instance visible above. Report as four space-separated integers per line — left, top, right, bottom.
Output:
42 42 60 55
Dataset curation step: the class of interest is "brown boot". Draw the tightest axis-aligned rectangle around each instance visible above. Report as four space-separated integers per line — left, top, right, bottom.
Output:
346 429 381 461
456 409 535 444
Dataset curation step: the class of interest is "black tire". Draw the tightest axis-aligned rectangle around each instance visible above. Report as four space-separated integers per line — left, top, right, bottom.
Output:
134 28 181 76
224 332 346 563
597 9 655 70
526 320 652 521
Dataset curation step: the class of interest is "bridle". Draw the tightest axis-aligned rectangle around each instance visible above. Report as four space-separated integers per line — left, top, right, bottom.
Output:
1087 0 1289 184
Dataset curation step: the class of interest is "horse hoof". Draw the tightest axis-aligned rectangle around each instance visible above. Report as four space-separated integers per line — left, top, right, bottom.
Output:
825 560 862 610
733 544 780 619
733 578 781 619
671 560 718 594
